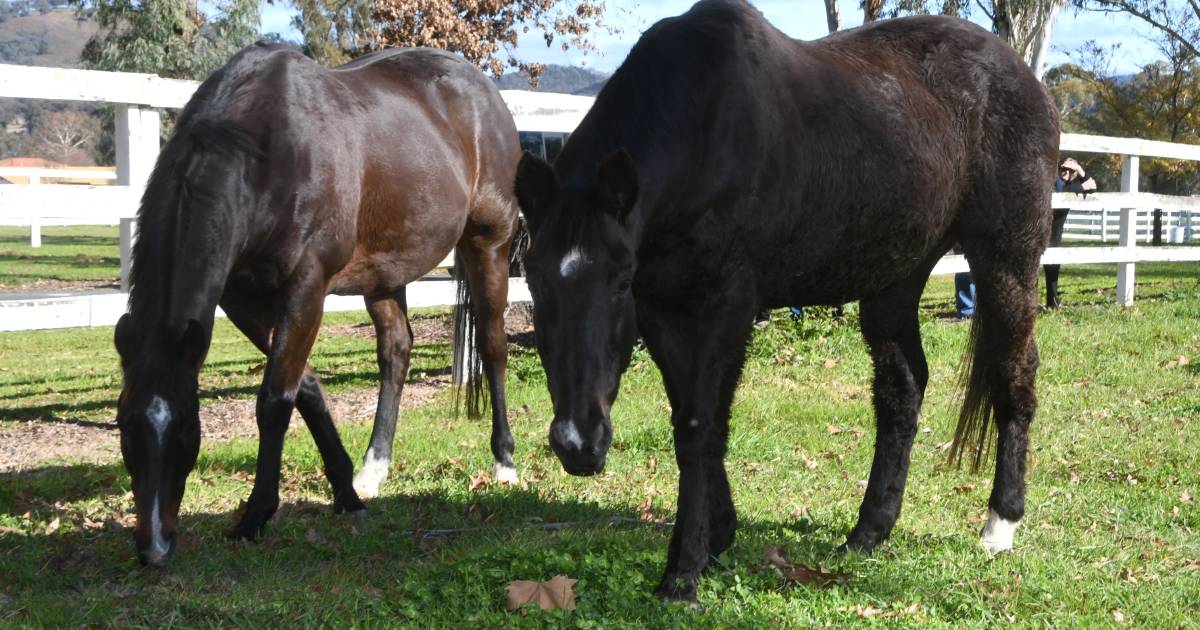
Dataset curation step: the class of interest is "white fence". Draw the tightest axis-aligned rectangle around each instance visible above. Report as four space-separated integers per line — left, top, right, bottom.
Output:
1 63 1199 329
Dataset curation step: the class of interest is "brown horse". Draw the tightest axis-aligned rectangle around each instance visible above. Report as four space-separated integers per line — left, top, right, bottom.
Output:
516 0 1058 601
113 43 520 565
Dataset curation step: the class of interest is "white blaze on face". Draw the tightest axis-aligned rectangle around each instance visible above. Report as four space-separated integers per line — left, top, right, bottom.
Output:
554 420 584 451
559 247 587 277
147 396 172 448
979 508 1019 554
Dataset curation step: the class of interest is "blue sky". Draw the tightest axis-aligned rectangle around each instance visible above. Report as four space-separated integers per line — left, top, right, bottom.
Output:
259 0 1162 75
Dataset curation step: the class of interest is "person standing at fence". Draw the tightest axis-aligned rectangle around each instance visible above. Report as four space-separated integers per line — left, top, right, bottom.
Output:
1046 157 1097 308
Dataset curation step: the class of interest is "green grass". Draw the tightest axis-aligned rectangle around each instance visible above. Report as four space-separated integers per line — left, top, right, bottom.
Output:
2 264 1199 627
0 225 121 287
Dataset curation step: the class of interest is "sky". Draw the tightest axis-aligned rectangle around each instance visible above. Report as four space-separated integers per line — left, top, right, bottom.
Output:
258 0 1164 76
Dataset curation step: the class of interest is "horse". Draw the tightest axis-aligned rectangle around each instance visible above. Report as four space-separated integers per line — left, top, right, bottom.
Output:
515 0 1059 601
113 42 521 566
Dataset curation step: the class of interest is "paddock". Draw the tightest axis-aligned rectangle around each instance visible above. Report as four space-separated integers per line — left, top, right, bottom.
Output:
0 64 1198 626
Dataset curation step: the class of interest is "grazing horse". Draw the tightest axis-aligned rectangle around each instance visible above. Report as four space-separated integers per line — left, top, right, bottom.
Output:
515 0 1058 601
113 42 520 565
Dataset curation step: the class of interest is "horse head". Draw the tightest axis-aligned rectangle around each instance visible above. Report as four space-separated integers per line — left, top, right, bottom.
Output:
516 149 641 476
113 314 208 565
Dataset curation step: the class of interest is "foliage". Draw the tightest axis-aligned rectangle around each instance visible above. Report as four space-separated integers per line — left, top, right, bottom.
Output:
371 0 611 81
1074 0 1200 60
1046 36 1200 194
0 24 48 63
286 0 373 66
70 0 261 80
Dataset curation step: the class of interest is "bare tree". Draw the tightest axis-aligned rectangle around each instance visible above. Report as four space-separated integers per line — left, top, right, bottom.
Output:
984 0 1067 79
864 0 886 21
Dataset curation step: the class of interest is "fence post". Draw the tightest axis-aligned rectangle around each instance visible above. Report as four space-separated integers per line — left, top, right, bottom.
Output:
1116 155 1139 306
28 173 41 248
115 104 160 291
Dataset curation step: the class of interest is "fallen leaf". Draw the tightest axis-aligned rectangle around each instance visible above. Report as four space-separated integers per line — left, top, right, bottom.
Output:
1111 609 1125 624
800 454 818 470
45 516 60 535
953 484 976 495
505 576 577 612
306 527 325 545
827 424 842 435
1178 355 1190 366
469 474 490 492
823 359 838 369
764 546 851 589
1181 491 1192 503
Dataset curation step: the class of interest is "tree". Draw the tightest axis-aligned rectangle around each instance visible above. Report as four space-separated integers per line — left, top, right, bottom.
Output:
851 0 1063 79
823 0 840 33
32 109 101 165
72 0 261 80
1075 0 1199 61
288 0 373 66
1046 37 1200 194
370 0 611 81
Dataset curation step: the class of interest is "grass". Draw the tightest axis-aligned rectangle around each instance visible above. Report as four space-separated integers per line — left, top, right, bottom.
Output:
0 225 121 287
1 263 1199 627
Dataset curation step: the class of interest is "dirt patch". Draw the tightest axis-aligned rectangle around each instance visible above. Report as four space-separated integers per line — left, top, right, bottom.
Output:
0 382 445 474
0 304 536 474
0 279 120 294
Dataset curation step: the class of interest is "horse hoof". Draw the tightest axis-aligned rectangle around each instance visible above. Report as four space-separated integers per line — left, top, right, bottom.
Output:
979 509 1018 554
228 521 265 542
655 574 698 605
492 462 518 484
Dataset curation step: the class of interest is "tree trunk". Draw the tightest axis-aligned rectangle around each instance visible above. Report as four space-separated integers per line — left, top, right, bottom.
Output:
823 0 840 33
863 0 884 22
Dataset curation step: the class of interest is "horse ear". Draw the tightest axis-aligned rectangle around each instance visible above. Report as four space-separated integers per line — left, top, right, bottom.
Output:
114 313 138 362
179 318 208 369
597 149 639 224
515 151 559 235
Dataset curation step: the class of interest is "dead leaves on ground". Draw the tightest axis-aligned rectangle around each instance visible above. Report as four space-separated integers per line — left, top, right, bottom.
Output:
764 545 851 590
505 575 577 614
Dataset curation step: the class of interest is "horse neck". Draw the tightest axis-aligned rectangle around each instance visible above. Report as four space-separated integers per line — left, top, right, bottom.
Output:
128 186 237 347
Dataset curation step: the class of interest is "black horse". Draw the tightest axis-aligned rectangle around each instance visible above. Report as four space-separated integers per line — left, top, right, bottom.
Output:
114 43 521 565
516 0 1058 601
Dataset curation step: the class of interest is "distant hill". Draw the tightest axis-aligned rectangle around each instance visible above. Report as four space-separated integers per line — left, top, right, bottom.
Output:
0 7 96 68
495 64 609 96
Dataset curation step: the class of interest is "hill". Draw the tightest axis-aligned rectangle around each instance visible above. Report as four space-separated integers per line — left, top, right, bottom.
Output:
495 64 609 95
0 7 96 67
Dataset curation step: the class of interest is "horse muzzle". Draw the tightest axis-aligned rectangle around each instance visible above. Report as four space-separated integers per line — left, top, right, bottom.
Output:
549 416 610 476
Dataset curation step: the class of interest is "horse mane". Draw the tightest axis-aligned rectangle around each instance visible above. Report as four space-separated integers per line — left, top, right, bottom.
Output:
126 44 274 335
555 0 758 186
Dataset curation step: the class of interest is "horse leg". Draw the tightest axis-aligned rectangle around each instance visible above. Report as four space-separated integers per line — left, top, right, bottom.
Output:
352 290 414 498
963 247 1042 553
229 269 361 540
843 278 928 552
222 292 365 520
457 229 516 482
639 300 753 602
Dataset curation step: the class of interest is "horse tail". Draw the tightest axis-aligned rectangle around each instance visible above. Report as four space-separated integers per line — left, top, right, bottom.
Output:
949 313 993 472
451 251 486 419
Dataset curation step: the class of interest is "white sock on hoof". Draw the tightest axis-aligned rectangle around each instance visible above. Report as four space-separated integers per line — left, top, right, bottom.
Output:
353 448 389 499
492 461 518 484
980 508 1019 554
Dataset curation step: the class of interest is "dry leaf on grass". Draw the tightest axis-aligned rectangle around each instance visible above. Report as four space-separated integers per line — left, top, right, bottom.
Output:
764 546 851 589
505 575 577 613
468 474 490 492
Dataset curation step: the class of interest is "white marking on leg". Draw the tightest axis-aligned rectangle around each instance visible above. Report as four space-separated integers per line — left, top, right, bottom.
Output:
556 420 583 450
980 508 1019 554
353 447 389 499
559 247 587 277
147 396 172 447
492 461 518 484
146 496 170 564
